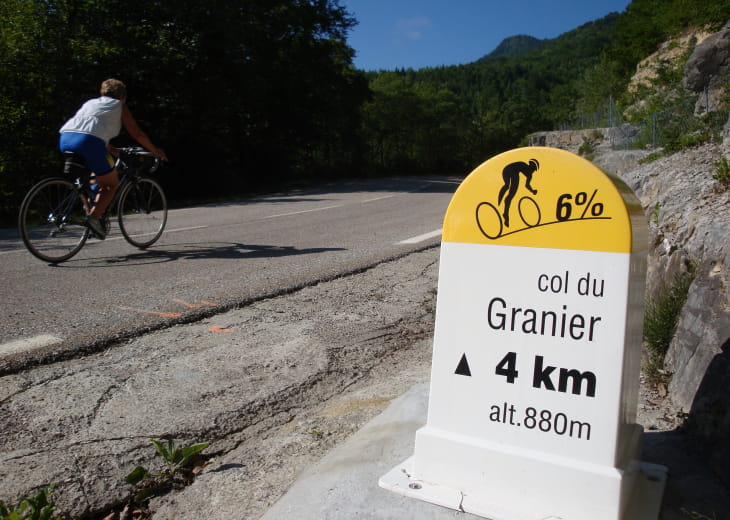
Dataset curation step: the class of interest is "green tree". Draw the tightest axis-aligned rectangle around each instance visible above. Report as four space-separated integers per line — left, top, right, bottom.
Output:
361 73 473 174
0 0 368 222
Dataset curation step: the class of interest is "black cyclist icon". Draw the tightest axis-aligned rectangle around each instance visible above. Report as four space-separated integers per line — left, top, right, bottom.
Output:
476 158 542 239
498 158 539 227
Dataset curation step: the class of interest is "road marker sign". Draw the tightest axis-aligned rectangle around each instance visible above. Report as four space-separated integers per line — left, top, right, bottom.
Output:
380 147 667 519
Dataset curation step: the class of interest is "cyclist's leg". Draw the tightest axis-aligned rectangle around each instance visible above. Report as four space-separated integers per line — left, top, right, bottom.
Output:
89 173 100 205
89 168 119 218
59 131 117 218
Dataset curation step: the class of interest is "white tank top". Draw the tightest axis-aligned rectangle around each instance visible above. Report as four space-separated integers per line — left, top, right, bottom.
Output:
59 96 123 143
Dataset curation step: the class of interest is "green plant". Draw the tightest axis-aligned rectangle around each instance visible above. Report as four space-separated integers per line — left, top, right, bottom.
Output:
661 110 726 154
713 156 730 187
638 151 663 164
0 485 62 520
643 269 695 386
126 439 210 502
652 201 660 225
578 135 596 159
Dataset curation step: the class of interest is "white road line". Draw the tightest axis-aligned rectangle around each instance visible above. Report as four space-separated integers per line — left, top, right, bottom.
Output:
361 194 396 203
259 204 344 220
398 229 442 244
0 334 62 357
166 225 208 233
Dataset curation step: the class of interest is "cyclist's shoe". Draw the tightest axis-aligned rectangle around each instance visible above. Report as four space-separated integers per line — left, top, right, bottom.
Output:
86 216 107 240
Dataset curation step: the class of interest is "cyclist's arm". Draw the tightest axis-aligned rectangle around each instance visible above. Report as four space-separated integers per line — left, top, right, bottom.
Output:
121 104 168 161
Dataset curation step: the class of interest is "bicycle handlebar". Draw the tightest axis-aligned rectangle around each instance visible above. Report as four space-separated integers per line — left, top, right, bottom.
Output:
115 146 161 174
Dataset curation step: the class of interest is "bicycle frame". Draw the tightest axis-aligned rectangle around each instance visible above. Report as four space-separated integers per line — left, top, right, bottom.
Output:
93 149 162 222
19 147 166 263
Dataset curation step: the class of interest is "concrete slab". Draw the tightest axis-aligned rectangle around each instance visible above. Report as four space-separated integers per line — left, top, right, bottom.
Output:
260 383 482 519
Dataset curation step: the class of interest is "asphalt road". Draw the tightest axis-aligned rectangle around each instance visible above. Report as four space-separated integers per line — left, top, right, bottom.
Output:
0 176 461 369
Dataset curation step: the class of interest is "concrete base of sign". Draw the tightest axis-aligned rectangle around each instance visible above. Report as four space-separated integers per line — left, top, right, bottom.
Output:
379 457 667 520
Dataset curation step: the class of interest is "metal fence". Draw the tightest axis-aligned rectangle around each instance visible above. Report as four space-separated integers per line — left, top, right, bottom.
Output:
559 94 729 151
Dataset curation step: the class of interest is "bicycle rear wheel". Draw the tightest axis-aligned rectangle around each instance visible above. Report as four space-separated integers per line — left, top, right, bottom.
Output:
118 177 167 248
18 178 89 263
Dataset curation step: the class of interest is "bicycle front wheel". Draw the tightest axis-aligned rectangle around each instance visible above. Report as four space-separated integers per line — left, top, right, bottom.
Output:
118 178 168 248
18 178 89 263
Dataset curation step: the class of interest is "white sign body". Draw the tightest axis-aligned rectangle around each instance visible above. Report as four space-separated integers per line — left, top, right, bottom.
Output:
380 147 658 519
415 243 642 518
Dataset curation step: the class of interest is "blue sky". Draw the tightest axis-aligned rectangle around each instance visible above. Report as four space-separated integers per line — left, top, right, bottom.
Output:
342 0 632 71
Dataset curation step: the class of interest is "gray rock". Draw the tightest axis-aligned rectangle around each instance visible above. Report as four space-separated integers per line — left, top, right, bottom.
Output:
684 21 730 92
612 142 730 490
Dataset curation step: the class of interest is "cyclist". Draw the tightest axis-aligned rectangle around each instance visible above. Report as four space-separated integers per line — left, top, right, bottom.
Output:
59 78 167 239
497 158 539 227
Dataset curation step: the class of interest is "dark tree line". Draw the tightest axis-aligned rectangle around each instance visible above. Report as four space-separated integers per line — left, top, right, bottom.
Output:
2 0 729 223
1 0 369 219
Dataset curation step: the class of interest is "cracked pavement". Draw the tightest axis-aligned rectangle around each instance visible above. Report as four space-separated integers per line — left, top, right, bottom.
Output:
0 248 440 518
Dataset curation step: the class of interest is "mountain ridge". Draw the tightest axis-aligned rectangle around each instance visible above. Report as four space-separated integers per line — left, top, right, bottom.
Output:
477 34 547 61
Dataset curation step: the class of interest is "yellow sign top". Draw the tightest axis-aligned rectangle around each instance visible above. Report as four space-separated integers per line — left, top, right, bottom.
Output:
443 147 645 253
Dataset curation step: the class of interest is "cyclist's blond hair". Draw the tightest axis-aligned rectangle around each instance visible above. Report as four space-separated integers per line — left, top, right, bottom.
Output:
100 78 127 100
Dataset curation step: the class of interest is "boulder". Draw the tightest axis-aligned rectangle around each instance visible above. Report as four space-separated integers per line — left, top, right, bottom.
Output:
683 21 730 92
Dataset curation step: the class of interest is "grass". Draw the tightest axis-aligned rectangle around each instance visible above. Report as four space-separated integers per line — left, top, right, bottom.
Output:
713 156 730 190
643 268 695 386
0 485 62 520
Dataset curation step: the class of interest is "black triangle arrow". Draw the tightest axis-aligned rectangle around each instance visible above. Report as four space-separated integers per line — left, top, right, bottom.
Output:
455 353 472 376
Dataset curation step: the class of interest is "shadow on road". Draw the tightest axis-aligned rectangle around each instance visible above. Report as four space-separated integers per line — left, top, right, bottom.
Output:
51 242 347 267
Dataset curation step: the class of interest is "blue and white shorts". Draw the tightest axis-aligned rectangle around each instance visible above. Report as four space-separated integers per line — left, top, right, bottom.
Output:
59 132 115 175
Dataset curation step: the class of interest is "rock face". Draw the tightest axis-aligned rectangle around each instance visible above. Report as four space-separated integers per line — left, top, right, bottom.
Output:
528 30 730 486
624 23 730 488
618 143 730 478
684 21 730 114
524 135 730 490
633 28 713 94
525 22 730 484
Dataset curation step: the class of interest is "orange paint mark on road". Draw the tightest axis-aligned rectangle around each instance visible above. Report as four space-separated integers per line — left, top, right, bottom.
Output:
209 326 233 333
172 299 219 308
118 306 182 318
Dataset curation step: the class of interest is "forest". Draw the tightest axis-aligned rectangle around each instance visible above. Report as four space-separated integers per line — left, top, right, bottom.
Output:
1 0 729 223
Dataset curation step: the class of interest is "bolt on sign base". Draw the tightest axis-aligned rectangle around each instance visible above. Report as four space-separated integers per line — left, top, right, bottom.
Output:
379 457 667 520
379 147 665 519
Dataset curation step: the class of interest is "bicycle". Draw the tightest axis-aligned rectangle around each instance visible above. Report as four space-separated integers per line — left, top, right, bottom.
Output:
18 147 168 263
475 196 542 239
